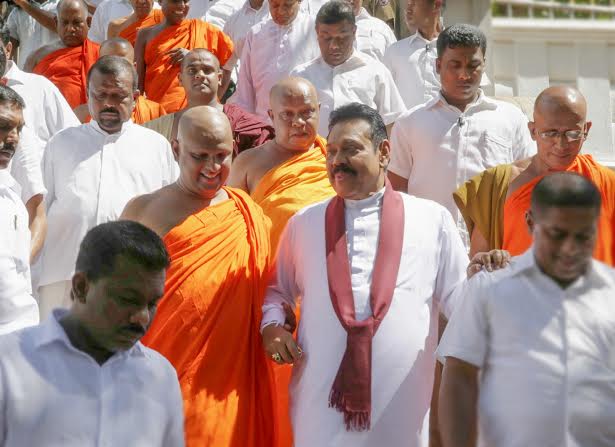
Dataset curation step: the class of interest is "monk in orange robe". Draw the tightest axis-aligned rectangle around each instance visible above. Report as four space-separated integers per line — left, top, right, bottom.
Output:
26 0 99 109
135 0 234 113
455 86 615 264
121 106 277 447
107 0 164 46
228 77 335 447
74 38 167 125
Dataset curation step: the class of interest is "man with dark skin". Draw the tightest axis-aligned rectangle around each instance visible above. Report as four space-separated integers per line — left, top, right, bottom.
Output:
135 0 234 113
107 0 163 45
0 220 185 445
145 48 273 154
25 0 99 109
439 172 615 447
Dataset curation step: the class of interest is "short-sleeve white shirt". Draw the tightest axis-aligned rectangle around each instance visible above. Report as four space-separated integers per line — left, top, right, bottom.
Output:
0 170 38 335
291 50 406 136
8 126 46 204
5 62 80 143
0 309 185 446
438 249 615 447
40 120 178 288
389 90 536 245
355 8 397 62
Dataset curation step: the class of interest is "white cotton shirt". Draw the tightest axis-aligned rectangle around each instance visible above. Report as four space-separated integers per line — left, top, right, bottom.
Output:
262 192 469 447
88 0 133 43
8 126 46 204
220 0 269 71
5 62 80 143
7 0 60 69
40 120 178 288
0 170 38 335
389 90 536 246
232 10 320 118
291 51 405 136
0 309 185 446
438 249 615 447
383 31 439 109
355 8 396 62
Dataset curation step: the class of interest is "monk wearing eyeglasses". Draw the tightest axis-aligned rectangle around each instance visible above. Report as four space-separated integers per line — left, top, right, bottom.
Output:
455 85 615 265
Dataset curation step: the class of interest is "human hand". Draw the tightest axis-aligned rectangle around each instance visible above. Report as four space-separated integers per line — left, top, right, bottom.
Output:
282 302 297 333
262 323 302 365
467 249 511 278
165 48 189 65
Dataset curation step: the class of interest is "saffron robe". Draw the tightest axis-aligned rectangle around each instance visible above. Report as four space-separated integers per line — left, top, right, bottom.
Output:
118 10 164 45
141 187 277 447
503 154 615 265
143 19 234 113
132 95 166 124
33 40 99 109
252 136 334 447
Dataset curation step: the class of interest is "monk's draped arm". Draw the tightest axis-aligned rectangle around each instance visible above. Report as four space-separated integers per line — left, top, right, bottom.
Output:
261 216 301 330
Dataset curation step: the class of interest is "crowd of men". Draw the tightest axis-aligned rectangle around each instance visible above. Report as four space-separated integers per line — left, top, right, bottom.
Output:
1 0 614 445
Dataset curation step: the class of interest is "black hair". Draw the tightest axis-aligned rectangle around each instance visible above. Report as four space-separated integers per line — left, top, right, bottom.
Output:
316 0 356 26
75 220 170 282
0 27 10 47
437 24 487 58
0 85 26 110
329 102 387 149
531 172 601 215
87 55 138 91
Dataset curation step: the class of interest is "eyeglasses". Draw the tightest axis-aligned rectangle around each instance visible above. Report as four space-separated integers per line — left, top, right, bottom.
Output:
278 110 317 123
538 129 586 143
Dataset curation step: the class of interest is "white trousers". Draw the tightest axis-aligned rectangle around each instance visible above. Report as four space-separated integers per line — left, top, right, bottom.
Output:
37 280 72 321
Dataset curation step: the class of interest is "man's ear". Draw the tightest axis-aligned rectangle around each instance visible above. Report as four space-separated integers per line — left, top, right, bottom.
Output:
5 41 13 59
133 89 141 101
528 121 537 142
171 139 180 162
267 109 274 122
54 16 59 29
525 209 535 234
379 139 391 169
584 121 593 137
71 272 89 303
435 57 441 75
87 16 92 29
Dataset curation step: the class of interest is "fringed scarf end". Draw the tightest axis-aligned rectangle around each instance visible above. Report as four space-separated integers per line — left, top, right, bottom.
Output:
328 389 371 432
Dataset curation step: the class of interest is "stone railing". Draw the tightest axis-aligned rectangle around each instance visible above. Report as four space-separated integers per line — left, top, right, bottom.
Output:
492 0 615 20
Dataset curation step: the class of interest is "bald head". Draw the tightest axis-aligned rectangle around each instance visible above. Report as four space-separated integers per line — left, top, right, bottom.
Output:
178 106 233 147
534 86 587 121
270 77 318 107
56 0 89 46
57 0 88 16
181 48 220 72
100 38 134 63
531 172 601 217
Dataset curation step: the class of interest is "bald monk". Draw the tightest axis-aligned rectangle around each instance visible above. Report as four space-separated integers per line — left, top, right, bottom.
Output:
228 77 335 447
455 85 615 264
26 0 99 109
135 0 234 113
121 106 277 447
145 49 273 156
74 37 167 124
108 0 164 45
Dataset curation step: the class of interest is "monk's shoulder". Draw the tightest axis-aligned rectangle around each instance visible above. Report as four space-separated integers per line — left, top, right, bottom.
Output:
26 42 62 70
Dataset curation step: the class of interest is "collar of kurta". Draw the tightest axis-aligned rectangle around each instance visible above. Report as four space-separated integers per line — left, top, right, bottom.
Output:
0 168 19 191
408 30 437 47
322 50 368 71
427 89 498 114
4 61 24 86
89 119 133 137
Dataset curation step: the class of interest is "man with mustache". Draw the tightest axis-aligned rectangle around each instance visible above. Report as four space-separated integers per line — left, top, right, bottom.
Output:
290 1 405 137
261 102 471 446
231 0 320 119
439 172 615 447
455 86 615 264
74 37 167 124
26 0 100 110
0 85 40 334
388 24 535 249
121 106 277 447
145 48 273 155
135 0 234 113
0 220 185 446
228 76 335 447
37 55 177 320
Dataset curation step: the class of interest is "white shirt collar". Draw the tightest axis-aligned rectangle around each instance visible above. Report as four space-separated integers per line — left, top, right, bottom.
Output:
5 61 25 85
88 119 134 137
344 186 385 209
323 49 367 70
356 7 370 20
408 30 437 47
426 89 498 113
35 308 147 358
0 168 19 192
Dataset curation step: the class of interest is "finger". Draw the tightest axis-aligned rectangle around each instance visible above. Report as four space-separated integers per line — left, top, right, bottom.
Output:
503 250 511 264
482 254 493 272
492 251 503 268
277 343 294 364
467 263 482 278
283 323 293 331
286 338 301 362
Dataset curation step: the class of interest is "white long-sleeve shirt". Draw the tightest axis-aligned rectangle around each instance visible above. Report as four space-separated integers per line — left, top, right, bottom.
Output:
5 62 80 144
389 90 536 246
0 170 38 335
355 8 396 62
40 120 178 288
232 10 320 118
0 309 185 446
438 249 615 447
262 192 468 447
291 51 406 136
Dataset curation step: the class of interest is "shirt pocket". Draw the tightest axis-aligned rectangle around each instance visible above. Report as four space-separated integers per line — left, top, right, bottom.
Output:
481 130 513 167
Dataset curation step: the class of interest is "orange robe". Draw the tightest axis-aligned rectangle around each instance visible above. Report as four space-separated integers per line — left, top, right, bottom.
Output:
132 95 166 124
33 40 99 109
144 19 234 113
142 187 277 447
503 154 615 265
251 136 335 447
119 9 164 45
